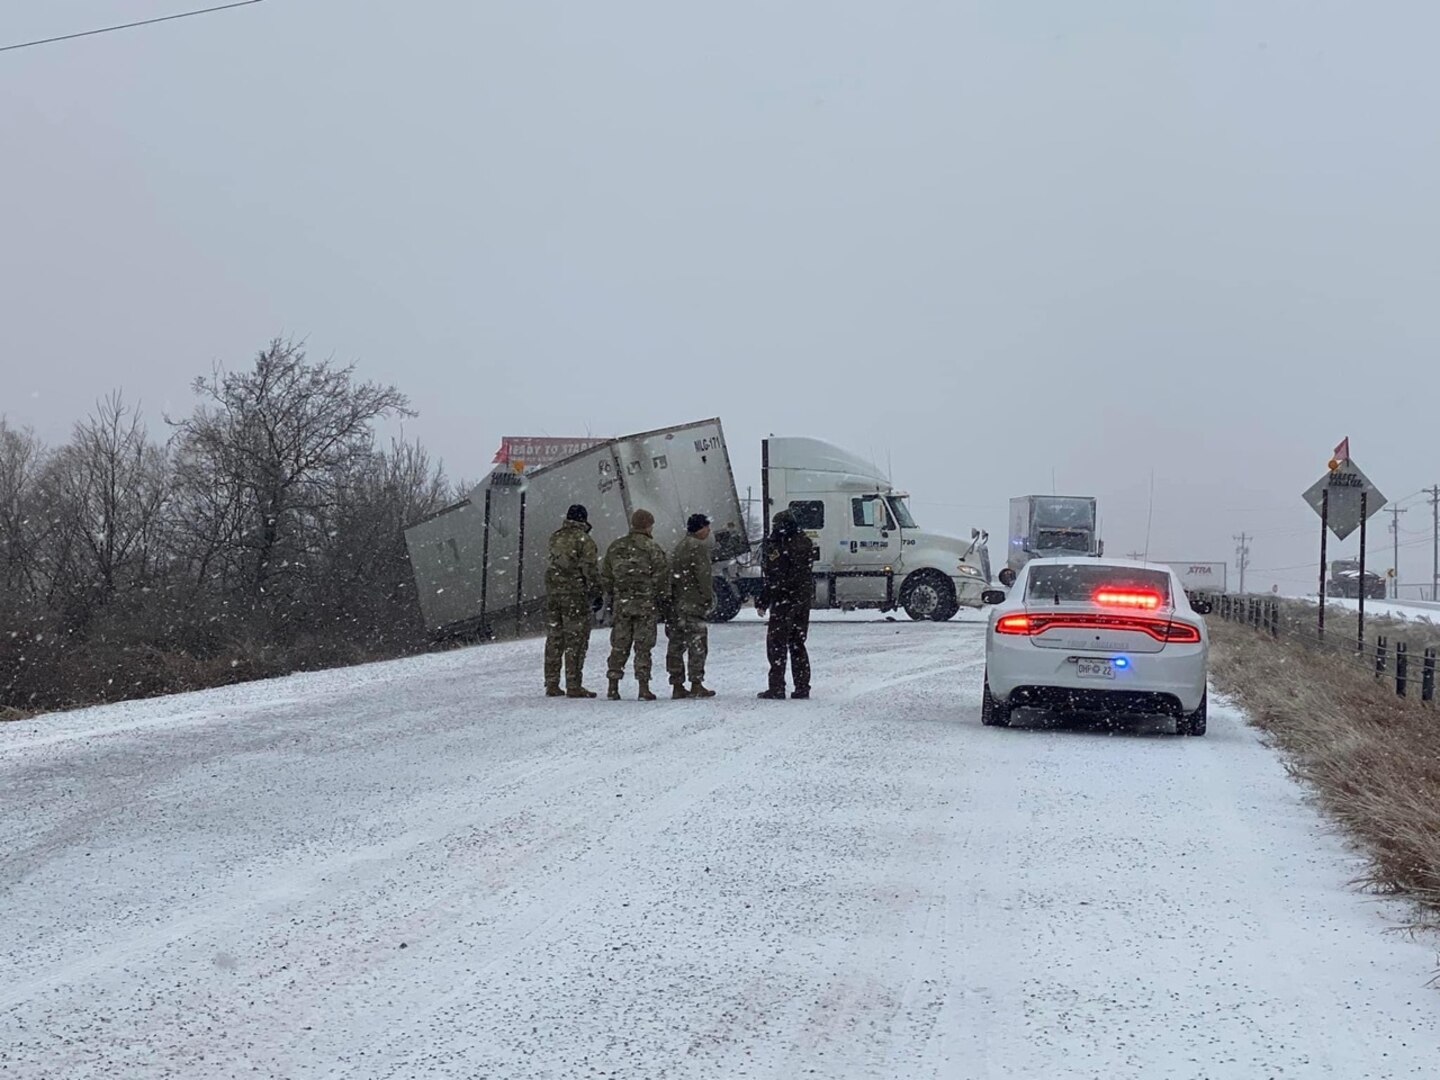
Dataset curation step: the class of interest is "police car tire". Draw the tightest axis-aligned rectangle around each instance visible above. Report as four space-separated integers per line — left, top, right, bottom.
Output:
981 677 1011 727
1178 694 1207 737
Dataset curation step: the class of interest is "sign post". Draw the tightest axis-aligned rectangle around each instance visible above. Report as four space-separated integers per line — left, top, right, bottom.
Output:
1318 489 1329 642
1358 490 1368 653
1302 441 1386 646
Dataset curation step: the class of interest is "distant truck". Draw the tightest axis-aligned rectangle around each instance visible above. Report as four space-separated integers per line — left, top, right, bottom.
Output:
716 437 992 622
1161 561 1228 598
405 419 749 638
1328 559 1386 600
1001 496 1100 584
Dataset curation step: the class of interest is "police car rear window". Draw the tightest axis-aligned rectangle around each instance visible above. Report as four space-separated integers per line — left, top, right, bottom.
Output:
1026 565 1171 605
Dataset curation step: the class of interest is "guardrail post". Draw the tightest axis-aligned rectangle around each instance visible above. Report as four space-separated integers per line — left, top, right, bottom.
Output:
1271 600 1280 638
1397 640 1409 697
1424 648 1436 703
1375 635 1388 681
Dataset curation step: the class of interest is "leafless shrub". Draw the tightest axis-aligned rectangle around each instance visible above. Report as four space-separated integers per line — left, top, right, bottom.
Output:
2 340 447 717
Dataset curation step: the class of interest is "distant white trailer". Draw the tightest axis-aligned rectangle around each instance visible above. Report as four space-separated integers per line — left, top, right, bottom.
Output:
1162 561 1229 595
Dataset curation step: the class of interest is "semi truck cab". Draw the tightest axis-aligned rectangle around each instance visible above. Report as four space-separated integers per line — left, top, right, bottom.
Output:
747 437 990 621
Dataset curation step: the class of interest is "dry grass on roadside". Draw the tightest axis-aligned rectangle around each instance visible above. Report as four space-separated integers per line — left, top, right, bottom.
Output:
0 706 29 722
1209 619 1440 930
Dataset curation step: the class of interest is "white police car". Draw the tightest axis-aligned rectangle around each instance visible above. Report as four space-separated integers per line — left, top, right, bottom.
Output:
981 558 1210 735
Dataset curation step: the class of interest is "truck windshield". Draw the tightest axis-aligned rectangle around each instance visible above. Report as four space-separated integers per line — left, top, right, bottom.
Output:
887 496 917 529
1032 497 1095 529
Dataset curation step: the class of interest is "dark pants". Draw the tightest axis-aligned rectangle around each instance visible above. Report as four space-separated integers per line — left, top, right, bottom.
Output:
766 603 811 693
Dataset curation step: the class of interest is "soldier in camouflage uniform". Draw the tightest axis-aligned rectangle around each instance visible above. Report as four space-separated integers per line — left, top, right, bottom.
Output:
544 504 602 698
602 508 671 701
666 513 716 699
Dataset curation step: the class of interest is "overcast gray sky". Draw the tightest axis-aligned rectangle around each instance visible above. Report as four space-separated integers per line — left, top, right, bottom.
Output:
4 1 1440 593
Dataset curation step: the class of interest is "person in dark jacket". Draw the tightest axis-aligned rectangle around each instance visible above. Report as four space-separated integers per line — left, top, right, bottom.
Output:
755 509 817 699
666 513 716 698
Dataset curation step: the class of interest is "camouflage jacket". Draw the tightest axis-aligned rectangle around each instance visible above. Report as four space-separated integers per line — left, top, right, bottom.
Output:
546 520 600 599
602 530 670 613
669 534 715 617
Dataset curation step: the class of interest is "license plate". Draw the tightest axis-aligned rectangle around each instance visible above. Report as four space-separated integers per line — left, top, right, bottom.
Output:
1075 658 1115 680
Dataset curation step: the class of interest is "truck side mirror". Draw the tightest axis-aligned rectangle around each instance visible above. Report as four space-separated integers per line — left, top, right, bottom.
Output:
981 589 1007 605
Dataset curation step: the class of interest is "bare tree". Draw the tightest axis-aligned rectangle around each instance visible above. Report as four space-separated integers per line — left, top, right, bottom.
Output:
170 339 414 607
19 395 172 628
0 419 46 602
314 439 450 638
64 393 170 595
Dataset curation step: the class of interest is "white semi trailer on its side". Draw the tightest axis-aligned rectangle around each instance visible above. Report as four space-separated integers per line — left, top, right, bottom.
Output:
405 419 749 638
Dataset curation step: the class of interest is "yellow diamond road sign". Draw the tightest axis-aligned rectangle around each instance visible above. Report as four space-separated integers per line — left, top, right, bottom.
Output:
1302 459 1387 541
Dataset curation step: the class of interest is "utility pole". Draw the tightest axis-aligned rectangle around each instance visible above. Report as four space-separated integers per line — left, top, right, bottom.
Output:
1429 486 1439 601
1386 506 1408 599
1233 533 1250 594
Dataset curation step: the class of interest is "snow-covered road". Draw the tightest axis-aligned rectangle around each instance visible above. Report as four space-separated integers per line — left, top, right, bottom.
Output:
4 615 1439 1079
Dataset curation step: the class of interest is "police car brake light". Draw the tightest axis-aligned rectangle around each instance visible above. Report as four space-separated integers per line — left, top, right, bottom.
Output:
1093 589 1162 610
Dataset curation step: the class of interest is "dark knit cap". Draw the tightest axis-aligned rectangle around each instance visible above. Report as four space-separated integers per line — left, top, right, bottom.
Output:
566 504 588 523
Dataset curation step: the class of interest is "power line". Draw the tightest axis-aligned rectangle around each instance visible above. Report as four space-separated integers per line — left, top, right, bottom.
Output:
0 0 265 55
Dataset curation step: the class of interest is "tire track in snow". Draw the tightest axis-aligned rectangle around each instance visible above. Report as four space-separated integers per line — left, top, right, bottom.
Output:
334 703 822 1077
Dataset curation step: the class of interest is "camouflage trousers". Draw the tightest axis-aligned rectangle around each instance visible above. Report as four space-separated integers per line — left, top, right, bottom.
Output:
665 613 709 685
608 606 659 682
544 592 593 689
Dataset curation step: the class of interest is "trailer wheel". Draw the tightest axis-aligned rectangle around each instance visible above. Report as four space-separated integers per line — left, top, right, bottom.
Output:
707 578 743 623
900 570 956 621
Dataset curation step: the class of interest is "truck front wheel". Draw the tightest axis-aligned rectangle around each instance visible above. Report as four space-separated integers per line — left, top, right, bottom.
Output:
900 570 957 622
